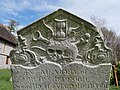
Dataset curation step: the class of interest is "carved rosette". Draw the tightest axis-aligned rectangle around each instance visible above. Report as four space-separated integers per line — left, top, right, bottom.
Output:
85 36 112 65
10 35 40 66
10 19 112 67
85 46 111 64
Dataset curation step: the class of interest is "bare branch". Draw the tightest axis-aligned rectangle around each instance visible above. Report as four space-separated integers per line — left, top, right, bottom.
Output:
91 15 119 65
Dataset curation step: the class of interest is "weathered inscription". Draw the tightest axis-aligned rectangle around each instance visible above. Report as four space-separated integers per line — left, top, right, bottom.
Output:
10 10 112 90
11 61 111 90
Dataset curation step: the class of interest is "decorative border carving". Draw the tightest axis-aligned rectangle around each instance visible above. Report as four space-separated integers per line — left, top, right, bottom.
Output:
10 19 112 67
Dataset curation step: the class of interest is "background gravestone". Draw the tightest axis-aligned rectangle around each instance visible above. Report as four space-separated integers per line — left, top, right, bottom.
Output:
10 9 112 90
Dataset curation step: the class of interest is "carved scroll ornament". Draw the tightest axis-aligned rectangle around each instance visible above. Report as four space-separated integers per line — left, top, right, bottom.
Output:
10 19 112 67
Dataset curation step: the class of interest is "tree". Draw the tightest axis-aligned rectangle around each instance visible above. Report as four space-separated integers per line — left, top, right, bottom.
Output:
91 15 106 28
8 19 19 34
91 15 120 65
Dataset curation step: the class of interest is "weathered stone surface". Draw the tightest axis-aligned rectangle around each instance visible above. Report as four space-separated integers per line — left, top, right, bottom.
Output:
10 18 112 66
10 9 112 90
11 61 111 90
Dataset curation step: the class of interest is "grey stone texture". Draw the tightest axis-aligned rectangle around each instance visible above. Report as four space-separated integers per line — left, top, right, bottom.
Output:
10 9 112 90
11 62 111 90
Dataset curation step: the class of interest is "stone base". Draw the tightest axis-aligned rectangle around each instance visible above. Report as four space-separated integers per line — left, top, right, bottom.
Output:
11 61 112 90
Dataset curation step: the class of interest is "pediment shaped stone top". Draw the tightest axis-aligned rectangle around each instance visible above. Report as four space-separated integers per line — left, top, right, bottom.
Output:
17 9 95 35
10 9 113 67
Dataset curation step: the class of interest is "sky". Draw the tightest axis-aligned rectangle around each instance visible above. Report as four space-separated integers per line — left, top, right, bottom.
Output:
0 0 120 35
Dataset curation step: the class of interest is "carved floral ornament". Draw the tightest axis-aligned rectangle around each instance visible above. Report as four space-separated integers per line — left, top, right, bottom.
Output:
10 19 112 67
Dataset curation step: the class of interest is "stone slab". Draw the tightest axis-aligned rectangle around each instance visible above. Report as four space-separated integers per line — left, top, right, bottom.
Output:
11 61 111 90
10 9 113 90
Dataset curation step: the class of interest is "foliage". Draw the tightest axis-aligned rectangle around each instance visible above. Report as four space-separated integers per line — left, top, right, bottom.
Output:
117 63 120 85
8 19 19 33
110 69 115 85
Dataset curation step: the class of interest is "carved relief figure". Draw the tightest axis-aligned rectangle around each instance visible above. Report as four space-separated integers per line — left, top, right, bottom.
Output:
32 19 82 66
10 19 112 67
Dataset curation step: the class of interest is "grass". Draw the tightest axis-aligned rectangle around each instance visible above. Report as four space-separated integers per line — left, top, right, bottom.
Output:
0 69 13 90
0 69 120 90
109 86 120 90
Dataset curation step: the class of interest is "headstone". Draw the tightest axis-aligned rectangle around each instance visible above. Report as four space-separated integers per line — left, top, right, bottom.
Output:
10 9 112 90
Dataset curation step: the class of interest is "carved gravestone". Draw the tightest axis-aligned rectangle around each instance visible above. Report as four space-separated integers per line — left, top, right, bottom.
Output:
10 9 112 90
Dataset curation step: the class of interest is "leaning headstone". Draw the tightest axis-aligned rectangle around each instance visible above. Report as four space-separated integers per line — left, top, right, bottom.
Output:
10 9 112 90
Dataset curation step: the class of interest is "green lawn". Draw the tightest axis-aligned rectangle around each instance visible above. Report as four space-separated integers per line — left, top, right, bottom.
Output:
0 69 13 90
0 69 120 90
109 86 120 90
